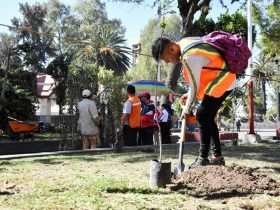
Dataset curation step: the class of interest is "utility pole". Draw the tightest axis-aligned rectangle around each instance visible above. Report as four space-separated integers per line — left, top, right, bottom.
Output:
243 0 261 143
247 0 255 135
275 59 280 121
157 3 162 82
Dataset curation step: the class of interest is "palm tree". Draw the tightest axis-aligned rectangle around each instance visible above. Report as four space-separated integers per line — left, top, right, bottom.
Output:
77 25 131 75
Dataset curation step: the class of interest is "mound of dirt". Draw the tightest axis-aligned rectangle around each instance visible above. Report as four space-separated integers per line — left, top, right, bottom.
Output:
169 165 280 196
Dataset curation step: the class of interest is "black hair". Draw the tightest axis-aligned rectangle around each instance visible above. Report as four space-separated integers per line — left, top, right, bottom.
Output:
151 37 172 62
126 84 136 94
82 95 91 99
161 104 167 109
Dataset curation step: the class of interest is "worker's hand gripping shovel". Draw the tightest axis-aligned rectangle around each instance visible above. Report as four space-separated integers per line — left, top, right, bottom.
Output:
173 117 189 177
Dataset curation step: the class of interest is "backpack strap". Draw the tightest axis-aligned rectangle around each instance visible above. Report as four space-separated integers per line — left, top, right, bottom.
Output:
182 39 231 73
202 66 228 72
181 40 204 55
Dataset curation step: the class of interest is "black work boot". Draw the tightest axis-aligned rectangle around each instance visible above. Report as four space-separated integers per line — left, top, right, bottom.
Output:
209 156 225 166
190 157 210 168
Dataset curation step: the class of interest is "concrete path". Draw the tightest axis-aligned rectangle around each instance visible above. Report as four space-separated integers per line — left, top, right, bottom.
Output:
0 129 279 160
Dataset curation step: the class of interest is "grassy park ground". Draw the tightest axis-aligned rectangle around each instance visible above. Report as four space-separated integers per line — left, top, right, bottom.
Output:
0 142 279 210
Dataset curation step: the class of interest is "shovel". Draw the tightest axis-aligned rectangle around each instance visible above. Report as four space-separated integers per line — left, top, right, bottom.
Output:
173 118 188 177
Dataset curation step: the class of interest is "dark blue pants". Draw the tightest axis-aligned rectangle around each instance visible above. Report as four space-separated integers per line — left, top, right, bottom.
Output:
159 122 171 144
123 125 138 146
140 126 154 145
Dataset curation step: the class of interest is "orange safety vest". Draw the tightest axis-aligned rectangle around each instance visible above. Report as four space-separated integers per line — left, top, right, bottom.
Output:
128 96 141 128
188 115 196 125
180 38 236 100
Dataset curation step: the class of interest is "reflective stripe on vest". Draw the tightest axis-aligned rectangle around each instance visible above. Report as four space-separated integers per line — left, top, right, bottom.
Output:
180 38 236 100
128 96 141 128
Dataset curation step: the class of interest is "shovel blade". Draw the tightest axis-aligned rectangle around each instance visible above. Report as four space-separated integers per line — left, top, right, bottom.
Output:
173 163 185 176
173 162 189 177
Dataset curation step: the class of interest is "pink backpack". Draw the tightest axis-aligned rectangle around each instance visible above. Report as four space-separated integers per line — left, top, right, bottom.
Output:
202 31 252 74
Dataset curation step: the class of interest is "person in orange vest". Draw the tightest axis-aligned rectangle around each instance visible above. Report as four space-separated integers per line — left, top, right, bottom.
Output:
151 37 236 167
120 85 141 146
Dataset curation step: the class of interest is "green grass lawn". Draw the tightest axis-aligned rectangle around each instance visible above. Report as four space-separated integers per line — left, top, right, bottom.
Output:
0 142 279 210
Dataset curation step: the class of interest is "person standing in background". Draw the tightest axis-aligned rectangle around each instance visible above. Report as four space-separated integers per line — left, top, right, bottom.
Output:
77 89 101 149
236 120 241 132
140 92 156 145
120 85 141 146
159 104 171 144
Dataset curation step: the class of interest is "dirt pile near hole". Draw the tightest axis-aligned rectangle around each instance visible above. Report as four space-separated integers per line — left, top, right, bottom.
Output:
169 165 280 196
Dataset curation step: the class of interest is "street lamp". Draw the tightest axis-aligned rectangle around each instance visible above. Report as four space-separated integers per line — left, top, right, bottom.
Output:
132 43 141 65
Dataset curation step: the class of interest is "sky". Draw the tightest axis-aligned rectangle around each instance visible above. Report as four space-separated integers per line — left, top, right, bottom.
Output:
0 0 163 48
0 0 243 48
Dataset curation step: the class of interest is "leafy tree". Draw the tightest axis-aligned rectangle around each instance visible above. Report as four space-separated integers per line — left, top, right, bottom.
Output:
253 1 280 120
73 0 125 35
46 53 72 115
0 33 22 101
115 0 248 89
253 0 280 55
11 2 56 73
0 68 37 132
45 0 73 53
129 15 182 83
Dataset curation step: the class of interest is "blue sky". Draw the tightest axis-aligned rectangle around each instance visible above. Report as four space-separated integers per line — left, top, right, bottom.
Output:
0 0 162 47
0 0 243 48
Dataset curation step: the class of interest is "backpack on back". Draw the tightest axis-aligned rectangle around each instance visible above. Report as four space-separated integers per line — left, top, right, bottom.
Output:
201 31 252 74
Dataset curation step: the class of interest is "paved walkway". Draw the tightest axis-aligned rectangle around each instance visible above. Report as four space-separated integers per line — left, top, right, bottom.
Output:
0 129 279 161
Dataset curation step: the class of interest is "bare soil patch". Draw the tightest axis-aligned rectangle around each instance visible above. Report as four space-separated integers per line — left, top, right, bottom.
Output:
169 164 280 198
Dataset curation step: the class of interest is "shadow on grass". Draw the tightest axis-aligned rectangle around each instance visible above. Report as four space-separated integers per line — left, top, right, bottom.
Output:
32 158 65 165
0 161 13 166
104 186 257 200
105 187 170 195
199 191 251 200
224 142 280 164
32 156 98 165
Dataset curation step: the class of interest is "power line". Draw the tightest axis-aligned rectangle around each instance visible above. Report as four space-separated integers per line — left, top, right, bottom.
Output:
0 23 154 58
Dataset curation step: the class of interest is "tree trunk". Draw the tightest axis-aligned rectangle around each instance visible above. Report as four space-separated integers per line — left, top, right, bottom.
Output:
166 0 211 89
262 80 267 114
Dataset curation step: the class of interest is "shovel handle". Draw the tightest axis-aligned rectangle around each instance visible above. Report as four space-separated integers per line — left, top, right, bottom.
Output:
180 118 187 143
178 118 187 165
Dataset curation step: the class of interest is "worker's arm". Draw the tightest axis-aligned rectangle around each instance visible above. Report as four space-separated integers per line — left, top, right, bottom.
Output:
181 55 210 118
120 114 129 125
89 102 99 123
119 100 132 131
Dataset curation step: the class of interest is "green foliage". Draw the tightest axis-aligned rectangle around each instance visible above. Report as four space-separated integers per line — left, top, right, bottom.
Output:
216 12 254 40
264 106 277 122
0 68 37 131
172 98 182 118
190 15 216 36
98 67 127 115
129 15 182 82
253 1 280 54
67 63 99 111
11 2 56 73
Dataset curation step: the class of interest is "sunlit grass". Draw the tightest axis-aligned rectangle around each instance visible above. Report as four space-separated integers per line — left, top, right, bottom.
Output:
0 143 279 210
